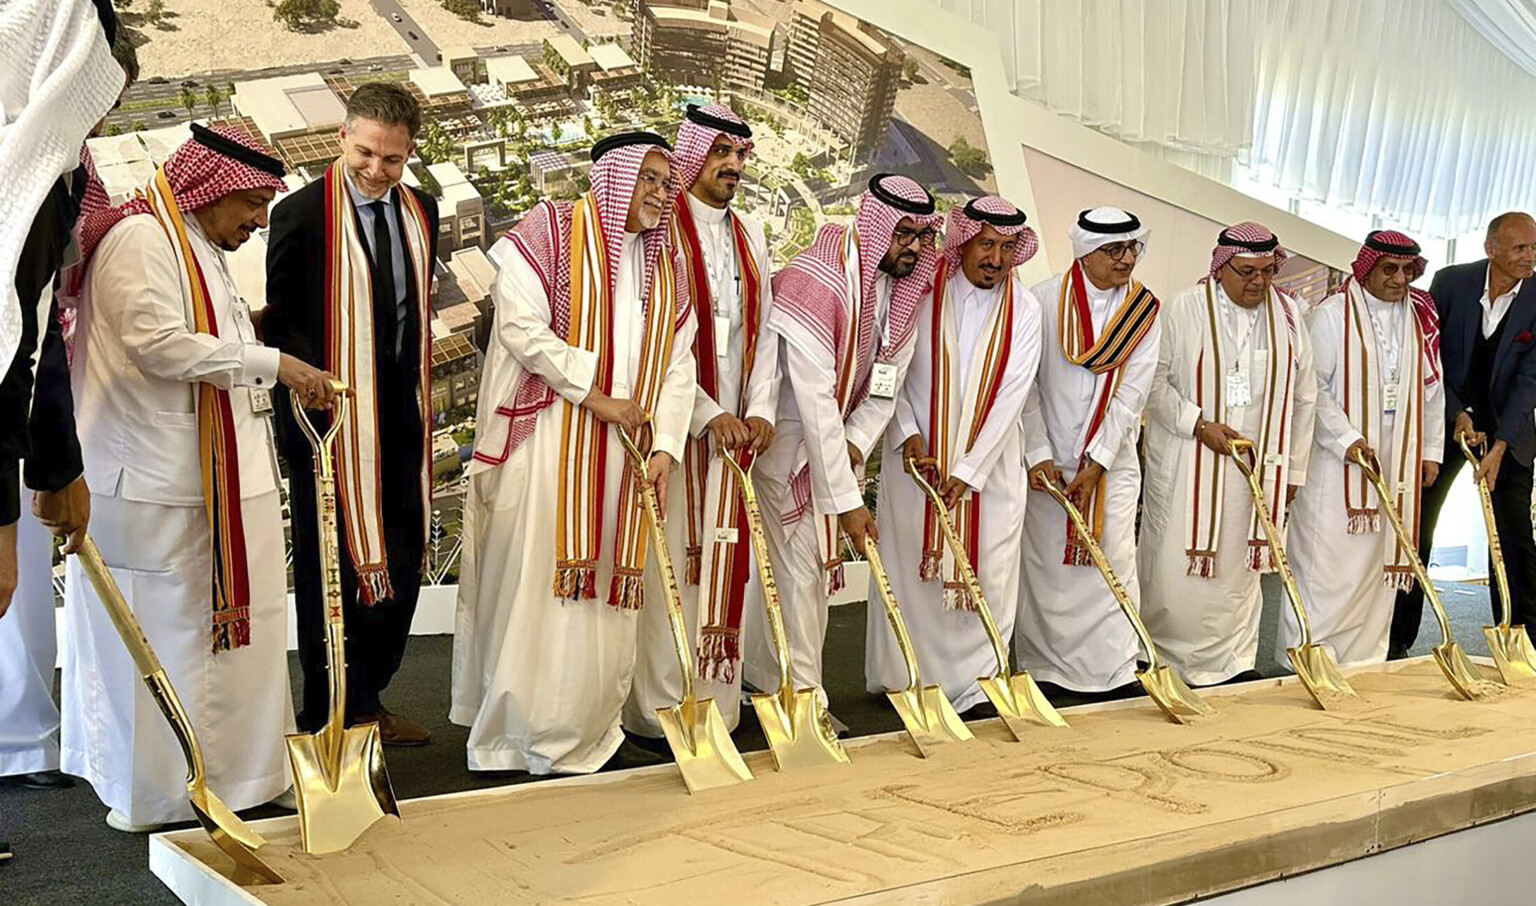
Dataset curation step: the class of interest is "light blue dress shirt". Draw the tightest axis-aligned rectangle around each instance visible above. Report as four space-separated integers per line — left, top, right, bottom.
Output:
343 170 409 355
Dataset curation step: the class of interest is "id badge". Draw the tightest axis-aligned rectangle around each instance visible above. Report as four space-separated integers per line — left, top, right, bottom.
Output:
1225 370 1252 408
869 362 899 400
249 387 274 415
714 315 731 357
713 525 739 545
1383 379 1399 413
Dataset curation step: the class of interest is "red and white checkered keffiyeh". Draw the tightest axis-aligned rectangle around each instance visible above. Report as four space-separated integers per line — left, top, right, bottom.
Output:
942 195 1037 270
672 104 753 192
772 174 940 365
1207 221 1288 278
75 125 286 272
1348 229 1439 386
494 140 685 458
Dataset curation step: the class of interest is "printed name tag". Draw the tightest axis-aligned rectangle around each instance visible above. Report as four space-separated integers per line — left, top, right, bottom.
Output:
1264 452 1284 467
714 315 731 357
1383 381 1399 413
249 387 274 415
1225 370 1252 408
713 526 739 545
869 362 899 400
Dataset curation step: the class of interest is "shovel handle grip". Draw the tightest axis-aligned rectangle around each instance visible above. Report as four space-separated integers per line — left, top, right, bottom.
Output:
1226 440 1315 646
905 457 1011 677
1038 472 1164 671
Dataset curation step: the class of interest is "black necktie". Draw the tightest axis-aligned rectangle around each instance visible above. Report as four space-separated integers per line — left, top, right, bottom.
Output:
368 200 398 358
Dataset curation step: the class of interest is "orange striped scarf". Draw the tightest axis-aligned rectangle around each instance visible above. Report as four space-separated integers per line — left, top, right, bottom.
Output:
920 260 1014 610
142 169 251 652
1056 261 1158 566
554 194 680 608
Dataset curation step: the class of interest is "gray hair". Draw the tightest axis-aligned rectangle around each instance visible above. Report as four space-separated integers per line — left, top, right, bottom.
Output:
344 81 421 138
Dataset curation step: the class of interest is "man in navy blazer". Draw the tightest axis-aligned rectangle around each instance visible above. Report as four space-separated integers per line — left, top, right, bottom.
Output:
1391 212 1536 656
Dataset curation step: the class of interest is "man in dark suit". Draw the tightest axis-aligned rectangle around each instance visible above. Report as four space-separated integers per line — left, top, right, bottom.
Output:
263 82 439 745
1391 212 1536 656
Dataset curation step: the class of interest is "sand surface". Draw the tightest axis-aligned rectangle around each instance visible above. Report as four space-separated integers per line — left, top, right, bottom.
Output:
128 0 409 78
174 661 1536 905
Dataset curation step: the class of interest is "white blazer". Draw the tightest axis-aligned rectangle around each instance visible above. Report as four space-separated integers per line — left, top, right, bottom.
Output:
72 214 281 507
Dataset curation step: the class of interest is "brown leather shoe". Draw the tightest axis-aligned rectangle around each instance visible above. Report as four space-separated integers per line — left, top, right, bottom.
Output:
377 706 430 747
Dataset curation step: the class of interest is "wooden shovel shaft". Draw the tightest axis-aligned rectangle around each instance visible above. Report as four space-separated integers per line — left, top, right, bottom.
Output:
617 428 696 705
905 459 1011 678
1228 440 1316 646
1459 434 1513 629
718 452 795 700
1039 474 1166 671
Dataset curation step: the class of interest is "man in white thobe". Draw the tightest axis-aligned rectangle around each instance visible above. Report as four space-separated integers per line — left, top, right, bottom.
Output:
866 196 1043 714
453 133 697 774
62 125 336 832
740 174 941 723
1286 231 1445 666
1019 207 1161 696
623 106 779 737
1141 223 1317 686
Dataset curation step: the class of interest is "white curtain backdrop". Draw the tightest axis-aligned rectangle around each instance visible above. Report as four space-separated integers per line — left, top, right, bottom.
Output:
936 0 1536 239
1446 0 1536 79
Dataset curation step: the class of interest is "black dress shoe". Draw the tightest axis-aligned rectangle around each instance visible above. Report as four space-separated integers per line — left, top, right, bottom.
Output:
600 739 671 772
1387 644 1411 661
0 771 75 790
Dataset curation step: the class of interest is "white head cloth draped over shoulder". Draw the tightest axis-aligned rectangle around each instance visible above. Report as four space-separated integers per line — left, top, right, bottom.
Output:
671 103 753 191
943 195 1039 269
0 0 124 379
1068 206 1151 260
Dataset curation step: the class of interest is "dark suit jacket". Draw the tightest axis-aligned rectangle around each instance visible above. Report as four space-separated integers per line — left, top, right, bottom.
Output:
261 177 439 479
1 173 85 525
1431 259 1536 466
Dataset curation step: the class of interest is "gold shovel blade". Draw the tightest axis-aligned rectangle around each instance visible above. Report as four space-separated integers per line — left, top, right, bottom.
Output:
656 696 754 793
1286 644 1367 711
751 688 850 771
1483 625 1536 685
978 672 1069 738
189 789 282 884
886 685 974 757
284 722 401 855
1136 665 1214 724
1433 642 1504 701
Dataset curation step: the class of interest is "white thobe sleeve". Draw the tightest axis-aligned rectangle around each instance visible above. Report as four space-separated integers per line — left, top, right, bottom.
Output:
951 288 1044 492
1423 362 1446 465
893 379 921 445
105 218 279 390
1304 304 1363 459
1288 318 1318 485
843 338 916 460
784 340 864 515
1085 314 1161 470
494 250 598 405
1146 300 1201 439
688 376 726 437
1022 385 1051 470
653 310 698 464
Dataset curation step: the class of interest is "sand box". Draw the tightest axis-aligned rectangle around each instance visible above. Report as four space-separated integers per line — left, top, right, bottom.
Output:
162 659 1536 905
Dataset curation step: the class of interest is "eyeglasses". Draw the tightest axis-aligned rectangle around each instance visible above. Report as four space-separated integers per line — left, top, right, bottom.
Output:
635 170 671 194
1226 262 1279 282
892 227 937 249
1096 240 1145 261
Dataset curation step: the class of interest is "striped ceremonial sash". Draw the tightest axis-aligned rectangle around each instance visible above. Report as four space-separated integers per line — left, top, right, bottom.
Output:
142 170 251 652
920 260 1013 610
1056 261 1158 566
321 161 434 604
554 194 680 608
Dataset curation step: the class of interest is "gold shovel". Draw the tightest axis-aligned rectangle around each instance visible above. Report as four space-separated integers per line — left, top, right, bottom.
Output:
718 451 850 770
617 428 753 793
1352 448 1502 700
285 387 401 855
862 536 974 755
905 459 1068 736
74 537 282 884
1458 433 1536 684
1039 474 1214 723
1228 440 1363 709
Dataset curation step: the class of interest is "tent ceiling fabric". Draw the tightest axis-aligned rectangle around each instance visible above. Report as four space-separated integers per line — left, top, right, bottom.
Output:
934 0 1536 239
1446 0 1536 79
